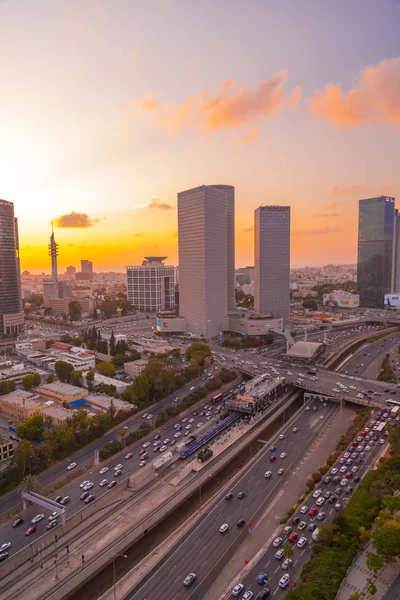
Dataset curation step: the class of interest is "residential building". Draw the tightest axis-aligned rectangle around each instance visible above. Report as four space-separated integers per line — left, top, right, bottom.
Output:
0 439 14 461
357 196 396 307
76 260 93 281
254 205 291 326
81 372 129 395
0 200 24 336
65 266 76 279
124 358 148 378
178 184 234 338
58 281 73 299
45 297 70 315
126 257 176 312
38 381 88 403
0 390 43 422
43 278 60 303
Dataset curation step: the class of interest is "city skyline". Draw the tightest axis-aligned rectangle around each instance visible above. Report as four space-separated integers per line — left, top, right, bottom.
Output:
1 0 399 272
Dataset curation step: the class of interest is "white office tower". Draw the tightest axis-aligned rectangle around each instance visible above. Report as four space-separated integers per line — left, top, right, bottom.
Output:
178 185 234 339
254 205 290 326
126 257 176 313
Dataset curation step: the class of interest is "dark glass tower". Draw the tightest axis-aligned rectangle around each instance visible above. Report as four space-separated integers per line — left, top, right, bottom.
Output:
0 200 24 336
357 196 395 307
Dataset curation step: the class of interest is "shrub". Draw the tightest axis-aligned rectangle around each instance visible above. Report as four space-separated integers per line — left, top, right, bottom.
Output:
287 507 295 516
280 517 287 524
312 472 322 483
306 478 315 490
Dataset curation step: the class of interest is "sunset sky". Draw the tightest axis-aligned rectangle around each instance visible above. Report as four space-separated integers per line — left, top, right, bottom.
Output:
1 0 399 273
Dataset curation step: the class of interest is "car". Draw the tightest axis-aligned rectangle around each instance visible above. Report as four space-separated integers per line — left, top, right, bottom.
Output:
312 489 322 498
80 480 90 489
308 523 317 531
269 445 276 452
238 491 245 499
277 468 285 475
174 432 181 438
293 427 298 432
25 526 37 536
279 434 285 440
31 514 44 524
146 414 153 420
54 496 63 503
83 482 93 491
292 516 300 525
324 490 332 499
80 491 90 500
85 494 95 504
114 464 123 471
333 476 341 485
0 552 9 562
219 523 229 533
340 465 347 473
12 516 24 528
48 512 59 521
231 583 244 596
283 525 293 536
300 505 308 514
225 492 233 501
163 438 171 444
264 471 272 478
323 476 332 484
67 462 76 471
305 406 310 411
183 573 197 587
316 497 325 506
330 467 338 475
340 478 348 487
297 521 307 531
282 558 293 570
99 467 109 475
297 536 308 548
279 574 290 589
237 519 245 527
0 542 11 552
242 592 254 600
288 532 298 543
108 480 117 489
256 572 269 585
60 496 70 505
309 507 317 517
142 441 151 448
328 494 338 504
125 453 133 459
272 537 283 547
275 549 284 560
114 469 122 476
280 452 287 459
99 479 108 487
320 415 324 420
46 520 58 530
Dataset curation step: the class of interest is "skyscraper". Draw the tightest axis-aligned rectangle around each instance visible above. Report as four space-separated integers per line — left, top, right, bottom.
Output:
210 185 235 309
126 257 176 312
49 230 58 279
0 200 24 336
254 205 290 325
178 184 234 338
76 260 93 281
357 196 396 307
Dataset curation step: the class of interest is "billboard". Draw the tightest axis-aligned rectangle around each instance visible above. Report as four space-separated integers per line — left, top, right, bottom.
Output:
384 294 400 308
323 293 359 308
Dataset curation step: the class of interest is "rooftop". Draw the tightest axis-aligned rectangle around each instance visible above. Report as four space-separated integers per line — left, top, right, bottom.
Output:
286 341 323 359
38 381 85 394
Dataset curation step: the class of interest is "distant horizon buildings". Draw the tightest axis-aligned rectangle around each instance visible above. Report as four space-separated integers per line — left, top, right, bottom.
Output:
177 184 234 338
254 205 290 325
76 259 93 281
357 196 399 307
126 256 176 313
0 200 24 336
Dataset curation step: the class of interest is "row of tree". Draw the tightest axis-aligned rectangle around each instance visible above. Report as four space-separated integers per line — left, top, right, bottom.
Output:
377 354 397 383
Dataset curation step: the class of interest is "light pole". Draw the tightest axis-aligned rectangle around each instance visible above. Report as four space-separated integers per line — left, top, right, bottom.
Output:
112 553 127 600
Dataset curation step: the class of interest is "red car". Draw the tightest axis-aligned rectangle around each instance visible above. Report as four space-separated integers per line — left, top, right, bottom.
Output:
309 507 317 517
352 441 358 447
345 472 353 479
361 432 366 437
270 455 276 462
288 532 298 543
25 526 37 536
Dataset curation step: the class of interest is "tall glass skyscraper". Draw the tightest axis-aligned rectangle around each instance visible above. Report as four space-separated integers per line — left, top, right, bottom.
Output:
357 196 396 307
0 200 24 336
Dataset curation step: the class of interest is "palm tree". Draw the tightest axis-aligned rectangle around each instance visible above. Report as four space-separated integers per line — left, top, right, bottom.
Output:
21 474 44 496
119 426 127 447
283 541 294 566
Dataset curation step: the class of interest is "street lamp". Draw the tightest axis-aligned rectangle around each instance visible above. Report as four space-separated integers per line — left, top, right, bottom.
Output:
112 553 128 600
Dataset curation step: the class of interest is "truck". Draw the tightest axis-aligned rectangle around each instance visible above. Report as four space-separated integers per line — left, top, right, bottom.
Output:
391 406 399 416
375 421 386 433
152 451 173 471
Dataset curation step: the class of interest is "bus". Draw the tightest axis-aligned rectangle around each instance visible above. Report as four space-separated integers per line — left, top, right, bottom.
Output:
386 398 400 407
212 393 223 404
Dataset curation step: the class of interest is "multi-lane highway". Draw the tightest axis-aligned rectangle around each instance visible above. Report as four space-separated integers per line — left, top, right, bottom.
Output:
232 409 387 598
339 333 400 379
126 400 339 600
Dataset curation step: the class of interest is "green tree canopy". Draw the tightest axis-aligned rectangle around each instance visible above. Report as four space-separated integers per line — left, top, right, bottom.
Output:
70 370 82 386
54 360 74 383
68 299 82 322
16 414 45 442
366 552 384 575
0 380 16 395
97 361 116 378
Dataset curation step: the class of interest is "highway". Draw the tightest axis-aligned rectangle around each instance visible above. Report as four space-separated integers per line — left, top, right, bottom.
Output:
232 410 387 598
339 333 400 379
0 379 237 559
0 369 226 518
126 400 339 600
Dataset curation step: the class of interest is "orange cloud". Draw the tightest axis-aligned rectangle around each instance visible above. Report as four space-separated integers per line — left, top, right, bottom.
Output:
52 211 100 228
132 72 302 137
309 57 400 127
148 198 172 210
331 185 363 196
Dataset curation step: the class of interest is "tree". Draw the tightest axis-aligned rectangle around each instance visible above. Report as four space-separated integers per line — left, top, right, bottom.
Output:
68 300 82 322
21 374 35 391
171 348 180 359
109 330 116 356
70 370 82 386
119 426 127 447
347 594 361 600
54 360 74 383
373 523 400 561
185 342 211 366
20 474 44 496
283 540 294 563
109 398 116 421
366 552 384 575
123 375 150 404
46 374 56 383
97 361 116 378
366 578 377 596
86 370 95 390
0 380 16 395
12 439 35 477
142 360 168 401
303 298 318 310
16 414 45 442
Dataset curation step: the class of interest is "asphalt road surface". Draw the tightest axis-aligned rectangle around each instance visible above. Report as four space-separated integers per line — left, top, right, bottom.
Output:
126 400 338 600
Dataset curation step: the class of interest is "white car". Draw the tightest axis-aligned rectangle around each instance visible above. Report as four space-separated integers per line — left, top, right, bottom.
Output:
31 514 44 524
219 523 229 533
190 386 195 391
320 415 324 420
242 592 254 600
312 489 322 498
280 452 287 459
114 464 123 471
80 480 90 489
153 441 161 447
146 414 153 420
279 574 290 589
142 441 150 448
67 462 76 471
0 542 11 552
99 479 108 487
279 434 285 440
272 537 283 547
186 424 192 430
293 427 298 432
139 460 147 468
48 512 58 521
300 505 308 514
331 467 338 475
316 497 325 506
163 439 170 445
264 471 272 478
189 418 195 424
159 445 167 453
231 583 244 597
297 536 308 548
125 453 133 459
197 422 203 428
305 406 310 411
174 432 181 438
99 467 108 475
83 482 93 491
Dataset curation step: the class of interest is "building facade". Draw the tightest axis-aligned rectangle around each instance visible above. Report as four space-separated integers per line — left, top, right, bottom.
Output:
65 266 76 279
211 185 235 309
254 206 291 326
0 200 24 336
0 390 43 422
126 257 176 312
357 196 396 307
38 382 88 403
178 185 234 338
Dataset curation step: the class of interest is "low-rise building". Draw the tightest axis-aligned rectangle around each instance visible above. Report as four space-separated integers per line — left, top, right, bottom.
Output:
222 313 283 336
38 381 88 403
0 364 36 385
39 404 72 426
84 393 134 413
124 359 148 378
81 372 129 395
0 390 43 422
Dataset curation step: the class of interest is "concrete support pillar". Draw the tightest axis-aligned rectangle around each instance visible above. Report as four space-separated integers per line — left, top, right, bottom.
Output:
94 449 99 466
